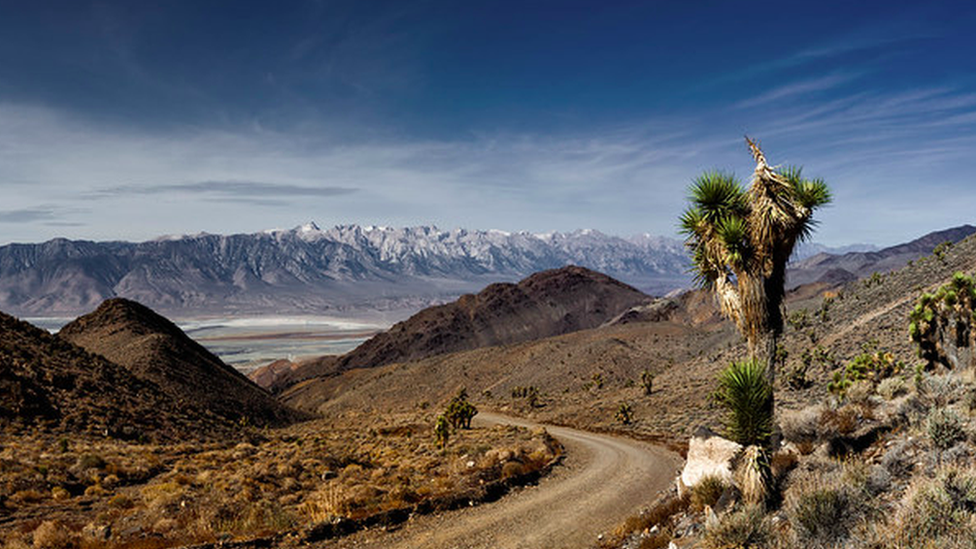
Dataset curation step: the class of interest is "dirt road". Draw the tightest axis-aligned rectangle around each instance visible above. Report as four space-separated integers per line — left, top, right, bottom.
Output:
322 412 681 549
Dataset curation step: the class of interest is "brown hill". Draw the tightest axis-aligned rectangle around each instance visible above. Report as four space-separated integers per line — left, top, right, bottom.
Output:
334 266 651 372
59 298 301 427
0 311 232 441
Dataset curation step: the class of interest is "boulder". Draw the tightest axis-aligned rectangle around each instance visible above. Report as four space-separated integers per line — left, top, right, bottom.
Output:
678 430 742 496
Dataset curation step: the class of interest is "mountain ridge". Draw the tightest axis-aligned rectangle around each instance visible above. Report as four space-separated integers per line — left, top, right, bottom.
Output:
787 224 976 288
0 224 690 316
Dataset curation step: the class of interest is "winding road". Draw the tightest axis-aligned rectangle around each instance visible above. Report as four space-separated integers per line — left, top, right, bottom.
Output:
323 412 681 549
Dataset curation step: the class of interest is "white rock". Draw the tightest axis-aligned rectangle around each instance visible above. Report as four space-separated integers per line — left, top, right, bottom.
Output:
678 434 742 496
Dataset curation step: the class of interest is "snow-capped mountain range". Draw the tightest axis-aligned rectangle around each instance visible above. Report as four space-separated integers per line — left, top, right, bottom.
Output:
0 223 692 317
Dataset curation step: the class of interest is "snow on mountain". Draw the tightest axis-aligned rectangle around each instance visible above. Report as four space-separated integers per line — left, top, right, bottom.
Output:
0 223 693 316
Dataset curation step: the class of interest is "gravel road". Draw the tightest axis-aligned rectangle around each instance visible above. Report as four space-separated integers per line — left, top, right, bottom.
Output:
322 412 681 549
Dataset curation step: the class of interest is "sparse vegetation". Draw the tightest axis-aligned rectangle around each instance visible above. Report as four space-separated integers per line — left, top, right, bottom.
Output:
615 402 634 425
932 240 953 263
828 345 904 398
927 407 966 457
700 504 769 549
511 385 542 407
0 415 561 548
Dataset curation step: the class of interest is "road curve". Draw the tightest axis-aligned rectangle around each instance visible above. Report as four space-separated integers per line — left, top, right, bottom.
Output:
322 412 681 549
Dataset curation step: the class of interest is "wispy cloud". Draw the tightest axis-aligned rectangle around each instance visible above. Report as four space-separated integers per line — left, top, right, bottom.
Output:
2 82 976 248
0 208 57 223
736 73 859 109
97 180 358 198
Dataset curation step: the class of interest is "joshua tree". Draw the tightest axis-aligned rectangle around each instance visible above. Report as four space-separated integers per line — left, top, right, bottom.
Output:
680 137 831 386
445 388 478 430
909 272 976 370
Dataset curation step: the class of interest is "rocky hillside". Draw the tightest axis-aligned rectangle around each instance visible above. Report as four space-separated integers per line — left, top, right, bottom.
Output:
0 311 232 441
337 266 651 370
59 298 301 427
0 223 689 316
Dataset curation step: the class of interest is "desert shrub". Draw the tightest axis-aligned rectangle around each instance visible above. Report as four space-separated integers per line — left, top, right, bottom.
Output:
31 521 77 549
76 453 106 470
828 348 903 399
770 450 799 488
818 296 834 323
785 467 868 548
640 369 654 395
779 406 820 444
880 439 918 479
787 309 810 331
511 386 541 407
690 475 727 511
818 404 861 438
583 373 605 391
783 361 810 390
714 360 773 447
791 488 848 544
927 407 966 455
866 465 892 496
701 504 770 549
966 386 976 414
863 271 885 288
920 373 964 408
877 376 908 400
844 380 875 406
893 468 976 544
615 402 634 425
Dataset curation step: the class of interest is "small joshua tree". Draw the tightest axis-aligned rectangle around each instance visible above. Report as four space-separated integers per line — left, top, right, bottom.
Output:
434 415 450 448
445 388 478 429
910 272 976 371
715 360 774 447
714 359 774 505
615 402 634 425
640 369 654 395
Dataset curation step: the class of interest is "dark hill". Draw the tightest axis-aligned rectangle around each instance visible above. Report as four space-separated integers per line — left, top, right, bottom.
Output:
788 225 976 288
333 266 651 372
0 311 230 441
59 298 301 427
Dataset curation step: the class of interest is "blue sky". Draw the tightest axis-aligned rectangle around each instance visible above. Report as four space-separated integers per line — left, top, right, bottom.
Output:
1 0 975 246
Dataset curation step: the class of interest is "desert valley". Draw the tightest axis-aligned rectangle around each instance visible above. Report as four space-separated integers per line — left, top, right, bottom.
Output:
4 2 976 548
5 213 976 548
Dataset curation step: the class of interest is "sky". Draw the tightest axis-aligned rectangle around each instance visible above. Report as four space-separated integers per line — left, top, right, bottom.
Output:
1 1 976 247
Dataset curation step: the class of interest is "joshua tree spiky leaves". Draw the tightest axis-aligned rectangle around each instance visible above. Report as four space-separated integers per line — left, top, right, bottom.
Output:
680 137 831 387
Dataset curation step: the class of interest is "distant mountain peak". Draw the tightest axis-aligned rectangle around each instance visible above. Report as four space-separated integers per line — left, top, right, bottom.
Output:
298 221 321 233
